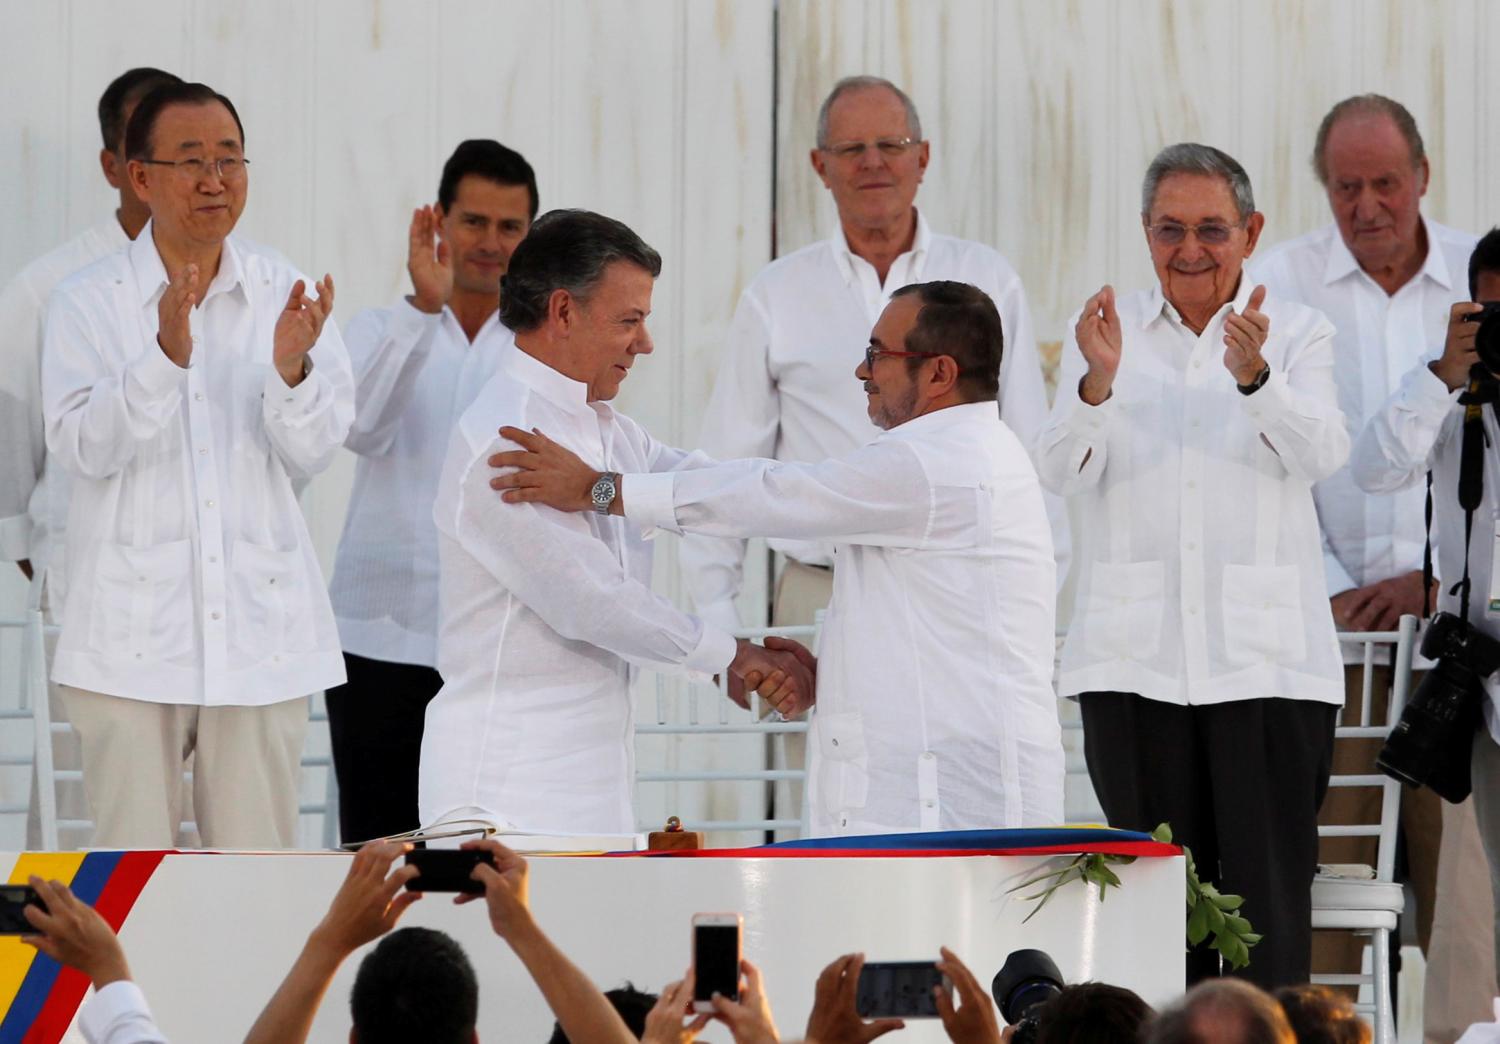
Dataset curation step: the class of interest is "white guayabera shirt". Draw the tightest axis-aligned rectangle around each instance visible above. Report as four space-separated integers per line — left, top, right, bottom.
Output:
0 217 130 607
1352 352 1500 745
330 300 515 668
684 210 1065 631
625 400 1064 837
79 981 167 1044
1249 219 1476 600
419 348 737 836
1036 281 1349 708
42 224 354 706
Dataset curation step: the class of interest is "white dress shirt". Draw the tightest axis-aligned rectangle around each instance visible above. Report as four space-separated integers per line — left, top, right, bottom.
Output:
0 217 129 605
330 299 514 667
419 348 738 835
684 210 1065 630
1352 355 1500 744
79 981 167 1044
42 224 353 706
627 400 1064 836
1250 219 1477 599
1035 281 1349 707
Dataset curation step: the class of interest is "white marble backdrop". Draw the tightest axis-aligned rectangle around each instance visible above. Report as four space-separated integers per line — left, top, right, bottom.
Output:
1 0 1496 843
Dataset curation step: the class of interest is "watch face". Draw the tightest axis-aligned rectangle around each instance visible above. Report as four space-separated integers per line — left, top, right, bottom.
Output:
592 477 615 506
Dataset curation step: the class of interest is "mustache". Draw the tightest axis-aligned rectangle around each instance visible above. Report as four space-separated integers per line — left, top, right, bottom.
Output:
863 381 878 394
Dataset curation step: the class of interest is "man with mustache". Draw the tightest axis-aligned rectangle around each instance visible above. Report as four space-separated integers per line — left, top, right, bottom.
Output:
1248 95 1491 1026
1037 144 1348 988
684 74 1063 829
326 140 538 845
489 279 1064 837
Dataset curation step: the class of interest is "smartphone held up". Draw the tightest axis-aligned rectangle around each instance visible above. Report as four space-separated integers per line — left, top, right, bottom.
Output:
691 912 743 1012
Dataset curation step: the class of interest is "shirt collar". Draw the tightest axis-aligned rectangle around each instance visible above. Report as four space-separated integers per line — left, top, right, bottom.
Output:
129 221 247 306
502 343 594 417
1143 274 1254 331
1322 216 1453 290
882 399 996 439
829 208 931 286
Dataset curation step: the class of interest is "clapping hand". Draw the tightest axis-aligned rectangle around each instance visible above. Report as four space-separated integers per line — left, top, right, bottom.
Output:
156 263 199 367
1075 286 1122 406
804 953 905 1044
408 205 454 314
1222 284 1270 386
273 275 335 388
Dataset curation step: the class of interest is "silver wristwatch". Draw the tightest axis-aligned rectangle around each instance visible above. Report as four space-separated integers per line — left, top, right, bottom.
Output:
590 472 620 515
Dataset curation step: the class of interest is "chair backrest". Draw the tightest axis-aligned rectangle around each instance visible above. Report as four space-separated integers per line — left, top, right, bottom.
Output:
1321 614 1418 883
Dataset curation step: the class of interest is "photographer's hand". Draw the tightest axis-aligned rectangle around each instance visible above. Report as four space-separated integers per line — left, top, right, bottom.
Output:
643 972 712 1044
804 953 904 1044
21 876 131 989
934 947 1001 1044
246 841 421 1044
710 959 781 1044
1431 301 1485 390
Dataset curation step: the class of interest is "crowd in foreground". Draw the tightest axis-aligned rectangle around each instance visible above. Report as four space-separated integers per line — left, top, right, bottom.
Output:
15 840 1401 1044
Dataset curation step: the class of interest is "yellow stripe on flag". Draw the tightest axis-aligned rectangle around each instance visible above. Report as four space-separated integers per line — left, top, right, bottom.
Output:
0 853 87 1014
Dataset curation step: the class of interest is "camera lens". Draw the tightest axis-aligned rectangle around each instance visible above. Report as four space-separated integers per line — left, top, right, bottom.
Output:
1474 304 1500 375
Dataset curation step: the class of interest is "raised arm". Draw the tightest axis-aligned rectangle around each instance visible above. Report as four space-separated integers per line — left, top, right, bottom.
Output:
261 275 356 481
1033 287 1121 495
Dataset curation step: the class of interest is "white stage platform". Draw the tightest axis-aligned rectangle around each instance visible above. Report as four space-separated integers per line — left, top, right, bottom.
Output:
0 838 1185 1042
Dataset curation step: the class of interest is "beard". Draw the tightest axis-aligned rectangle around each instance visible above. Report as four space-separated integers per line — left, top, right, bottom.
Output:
869 380 920 430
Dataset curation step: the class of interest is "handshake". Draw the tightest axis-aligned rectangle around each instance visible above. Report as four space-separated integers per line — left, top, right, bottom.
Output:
727 636 817 718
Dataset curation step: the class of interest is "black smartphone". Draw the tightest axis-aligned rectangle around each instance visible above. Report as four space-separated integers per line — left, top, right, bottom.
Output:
0 886 47 935
403 849 496 894
691 912 743 1012
856 960 947 1019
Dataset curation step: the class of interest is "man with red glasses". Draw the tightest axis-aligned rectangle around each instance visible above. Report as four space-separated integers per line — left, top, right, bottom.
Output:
1037 143 1347 988
489 280 1064 837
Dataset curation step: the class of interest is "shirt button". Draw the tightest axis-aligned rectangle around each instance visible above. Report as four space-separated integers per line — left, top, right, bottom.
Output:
208 555 218 564
921 751 935 761
831 738 839 747
268 577 277 585
1186 542 1197 551
1187 606 1199 615
210 611 221 621
923 800 936 808
199 448 207 456
194 392 204 401
205 499 215 508
1186 480 1197 489
1192 359 1202 367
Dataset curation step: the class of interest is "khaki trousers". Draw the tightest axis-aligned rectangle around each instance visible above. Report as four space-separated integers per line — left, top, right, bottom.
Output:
59 686 308 849
1424 790 1497 1043
768 560 834 835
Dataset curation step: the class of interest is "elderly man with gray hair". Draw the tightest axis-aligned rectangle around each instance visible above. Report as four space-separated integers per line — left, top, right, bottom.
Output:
1036 143 1348 987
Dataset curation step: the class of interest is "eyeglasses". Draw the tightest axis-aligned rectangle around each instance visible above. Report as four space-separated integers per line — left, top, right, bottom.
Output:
1145 220 1242 246
140 156 250 181
865 345 941 370
821 138 922 162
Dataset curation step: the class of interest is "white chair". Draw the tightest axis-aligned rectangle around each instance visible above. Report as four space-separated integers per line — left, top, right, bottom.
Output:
1310 613 1417 1044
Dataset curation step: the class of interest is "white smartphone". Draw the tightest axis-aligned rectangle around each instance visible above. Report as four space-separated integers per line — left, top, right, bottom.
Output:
691 912 743 1012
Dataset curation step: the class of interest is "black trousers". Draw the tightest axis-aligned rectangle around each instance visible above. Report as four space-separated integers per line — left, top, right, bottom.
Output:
1079 692 1337 990
325 652 443 845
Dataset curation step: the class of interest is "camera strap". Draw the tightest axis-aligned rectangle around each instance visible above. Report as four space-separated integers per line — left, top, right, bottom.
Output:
1446 370 1500 621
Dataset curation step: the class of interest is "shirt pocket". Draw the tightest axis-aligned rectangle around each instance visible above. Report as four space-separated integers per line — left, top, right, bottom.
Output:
814 709 869 820
229 540 314 656
1221 563 1307 666
1079 560 1166 661
88 540 196 662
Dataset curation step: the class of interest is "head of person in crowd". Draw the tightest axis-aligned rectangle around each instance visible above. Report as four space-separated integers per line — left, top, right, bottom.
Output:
499 208 662 401
1140 142 1265 334
1470 226 1500 303
854 279 1002 429
1032 982 1155 1044
124 81 248 257
1313 94 1430 291
435 139 539 301
1146 979 1295 1044
1272 984 1370 1044
97 67 183 234
349 926 479 1044
547 982 657 1043
810 75 930 236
